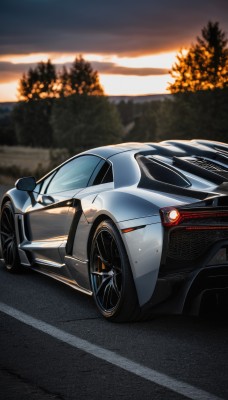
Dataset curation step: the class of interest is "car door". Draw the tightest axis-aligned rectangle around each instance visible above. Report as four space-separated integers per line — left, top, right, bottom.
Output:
62 159 114 287
24 155 102 270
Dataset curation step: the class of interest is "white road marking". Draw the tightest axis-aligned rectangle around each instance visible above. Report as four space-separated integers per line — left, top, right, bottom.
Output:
0 302 223 400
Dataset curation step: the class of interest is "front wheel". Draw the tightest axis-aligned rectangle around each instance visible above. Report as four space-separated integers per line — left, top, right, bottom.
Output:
90 220 140 322
0 201 21 273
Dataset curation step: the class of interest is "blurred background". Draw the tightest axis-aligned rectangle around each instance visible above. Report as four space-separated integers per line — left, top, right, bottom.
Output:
0 0 228 184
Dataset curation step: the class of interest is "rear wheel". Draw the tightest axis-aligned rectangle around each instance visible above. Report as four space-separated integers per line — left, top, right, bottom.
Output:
0 201 21 273
90 220 140 322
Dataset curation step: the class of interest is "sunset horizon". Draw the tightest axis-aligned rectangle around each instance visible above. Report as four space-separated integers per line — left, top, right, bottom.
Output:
1 1 228 101
0 50 177 101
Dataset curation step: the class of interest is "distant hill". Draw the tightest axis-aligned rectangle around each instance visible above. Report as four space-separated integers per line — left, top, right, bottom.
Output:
108 94 172 103
0 102 16 109
0 102 16 115
0 94 172 114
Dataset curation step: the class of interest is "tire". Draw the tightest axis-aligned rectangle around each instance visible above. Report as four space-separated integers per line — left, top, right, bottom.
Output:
0 201 21 273
89 220 140 322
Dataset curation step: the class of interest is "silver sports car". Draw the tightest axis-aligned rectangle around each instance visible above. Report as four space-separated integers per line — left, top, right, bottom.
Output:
1 140 228 321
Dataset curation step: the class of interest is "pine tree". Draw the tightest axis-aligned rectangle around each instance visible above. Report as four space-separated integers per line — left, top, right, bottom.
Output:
168 22 228 93
62 55 104 96
18 60 58 100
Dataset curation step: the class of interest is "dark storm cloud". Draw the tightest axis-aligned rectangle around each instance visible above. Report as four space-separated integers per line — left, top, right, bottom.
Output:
1 0 228 56
0 61 169 83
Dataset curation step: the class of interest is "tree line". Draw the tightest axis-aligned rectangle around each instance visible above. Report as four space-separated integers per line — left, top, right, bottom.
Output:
19 55 104 101
0 21 228 154
11 55 122 152
168 21 228 93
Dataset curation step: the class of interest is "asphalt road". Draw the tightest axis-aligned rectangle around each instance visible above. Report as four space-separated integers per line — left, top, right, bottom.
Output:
0 184 228 400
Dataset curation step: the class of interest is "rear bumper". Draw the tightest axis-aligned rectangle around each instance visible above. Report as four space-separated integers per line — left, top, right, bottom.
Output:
142 263 228 316
142 226 228 315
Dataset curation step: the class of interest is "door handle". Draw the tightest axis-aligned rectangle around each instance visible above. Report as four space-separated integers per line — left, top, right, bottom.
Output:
37 195 55 205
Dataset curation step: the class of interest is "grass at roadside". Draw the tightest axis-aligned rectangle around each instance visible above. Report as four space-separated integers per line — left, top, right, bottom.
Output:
0 146 70 184
0 146 50 170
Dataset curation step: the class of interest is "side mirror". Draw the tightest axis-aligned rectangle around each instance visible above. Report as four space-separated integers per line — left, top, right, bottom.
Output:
15 176 36 192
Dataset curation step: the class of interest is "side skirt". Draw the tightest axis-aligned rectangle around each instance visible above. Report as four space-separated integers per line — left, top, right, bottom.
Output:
31 264 93 296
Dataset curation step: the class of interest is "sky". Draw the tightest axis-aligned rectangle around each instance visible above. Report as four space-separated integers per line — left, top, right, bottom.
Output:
0 0 228 101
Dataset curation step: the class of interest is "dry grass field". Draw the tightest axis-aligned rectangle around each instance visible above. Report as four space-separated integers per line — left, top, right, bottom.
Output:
0 146 56 184
0 146 50 170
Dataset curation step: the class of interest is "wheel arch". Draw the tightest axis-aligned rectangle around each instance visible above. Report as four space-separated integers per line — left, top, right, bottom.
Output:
1 188 30 214
0 198 22 272
88 215 140 321
87 213 114 259
1 196 12 210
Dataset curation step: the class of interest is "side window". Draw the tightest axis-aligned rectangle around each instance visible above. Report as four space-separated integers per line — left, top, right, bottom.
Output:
89 161 113 186
39 172 56 194
46 155 101 194
102 164 113 184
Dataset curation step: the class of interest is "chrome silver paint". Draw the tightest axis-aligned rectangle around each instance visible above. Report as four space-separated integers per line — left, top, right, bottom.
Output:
2 140 228 315
120 222 163 305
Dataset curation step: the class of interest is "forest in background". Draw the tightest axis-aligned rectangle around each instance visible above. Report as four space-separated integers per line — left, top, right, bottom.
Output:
0 87 227 183
1 87 227 147
0 21 227 183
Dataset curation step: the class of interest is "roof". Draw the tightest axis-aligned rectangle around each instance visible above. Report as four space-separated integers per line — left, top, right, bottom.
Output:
82 142 152 159
83 139 228 160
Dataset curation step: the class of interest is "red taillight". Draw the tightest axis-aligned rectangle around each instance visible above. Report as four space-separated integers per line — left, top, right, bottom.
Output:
160 207 228 227
160 207 181 226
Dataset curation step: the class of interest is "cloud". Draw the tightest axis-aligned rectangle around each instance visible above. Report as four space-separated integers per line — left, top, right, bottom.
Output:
0 60 169 83
91 62 169 76
1 0 228 56
0 62 33 82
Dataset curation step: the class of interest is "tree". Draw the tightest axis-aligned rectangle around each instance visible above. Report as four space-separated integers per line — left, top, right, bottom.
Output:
18 56 104 100
168 21 228 93
0 114 17 145
125 101 160 142
18 60 58 101
14 56 106 148
51 95 123 152
13 100 53 147
116 100 137 126
59 55 104 96
155 88 228 143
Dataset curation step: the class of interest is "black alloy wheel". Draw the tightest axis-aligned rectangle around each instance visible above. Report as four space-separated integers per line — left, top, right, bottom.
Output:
90 220 139 322
0 201 21 272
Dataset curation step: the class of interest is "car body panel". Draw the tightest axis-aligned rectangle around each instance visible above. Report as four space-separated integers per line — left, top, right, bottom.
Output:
1 140 228 315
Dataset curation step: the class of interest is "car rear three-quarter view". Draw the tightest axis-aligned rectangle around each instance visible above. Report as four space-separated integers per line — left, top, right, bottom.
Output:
1 139 228 321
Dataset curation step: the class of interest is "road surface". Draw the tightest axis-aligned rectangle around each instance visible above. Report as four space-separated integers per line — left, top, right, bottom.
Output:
0 184 227 400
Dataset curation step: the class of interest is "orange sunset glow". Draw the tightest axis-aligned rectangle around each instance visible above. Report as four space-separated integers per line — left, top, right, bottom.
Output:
1 1 227 102
0 51 176 101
